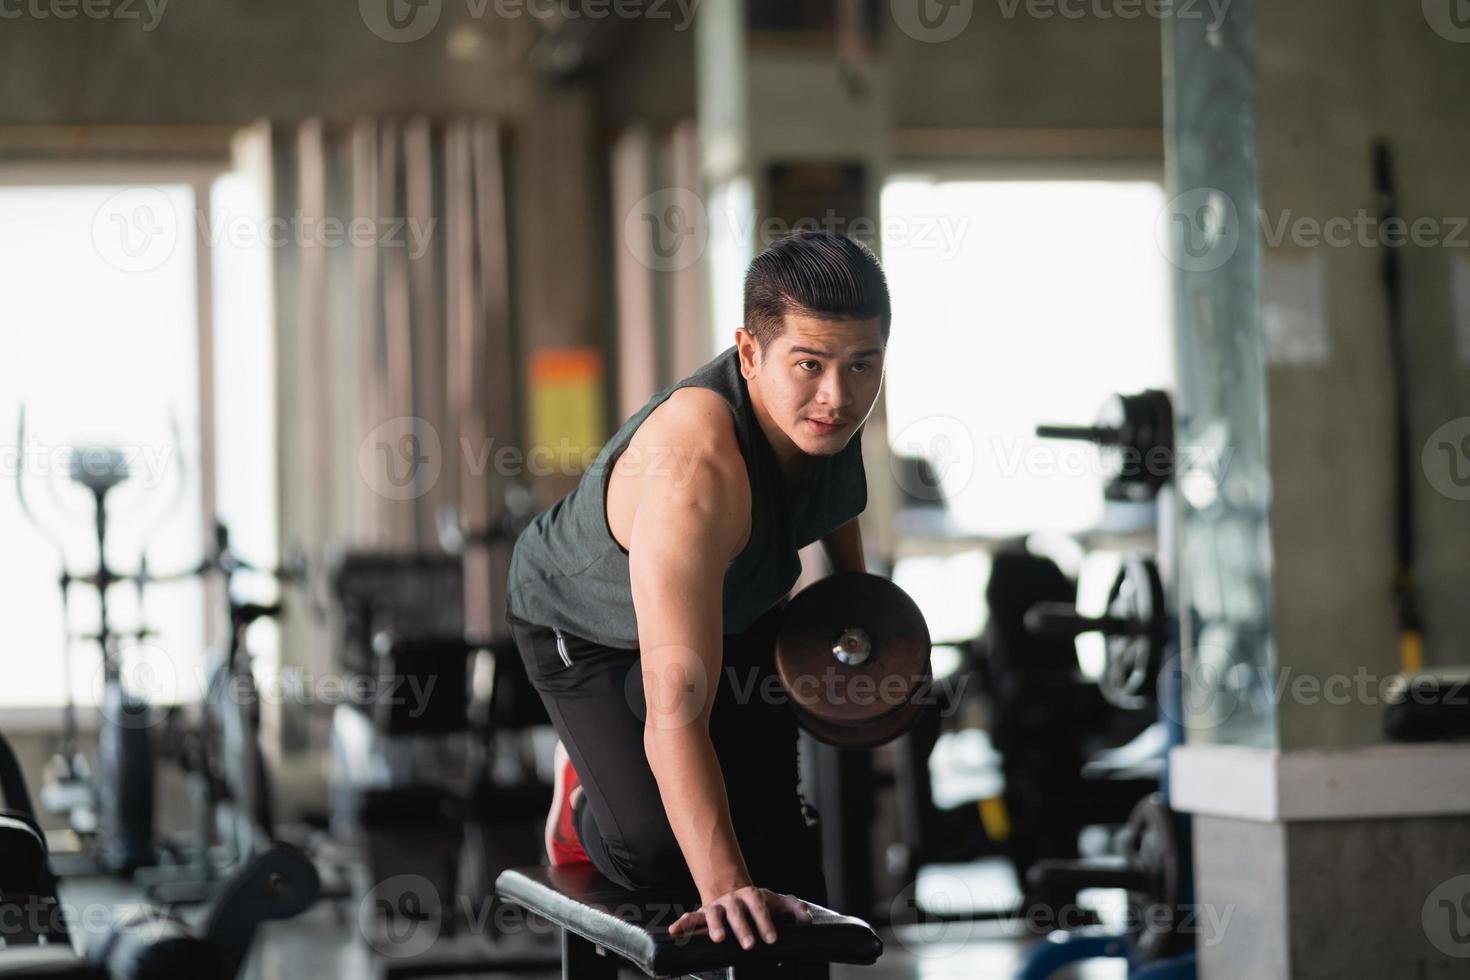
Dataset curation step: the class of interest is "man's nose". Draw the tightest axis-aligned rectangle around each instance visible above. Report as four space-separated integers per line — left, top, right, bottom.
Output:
817 370 852 409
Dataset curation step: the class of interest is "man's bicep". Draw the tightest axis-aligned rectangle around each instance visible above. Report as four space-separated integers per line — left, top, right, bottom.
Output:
628 453 747 581
627 481 742 622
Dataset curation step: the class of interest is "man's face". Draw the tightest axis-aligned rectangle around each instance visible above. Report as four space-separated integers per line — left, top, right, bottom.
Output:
740 313 886 457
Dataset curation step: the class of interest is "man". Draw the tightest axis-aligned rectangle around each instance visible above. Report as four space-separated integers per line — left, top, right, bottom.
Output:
506 230 888 954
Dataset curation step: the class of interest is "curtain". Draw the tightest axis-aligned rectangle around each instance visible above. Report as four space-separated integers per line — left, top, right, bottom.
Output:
266 116 518 659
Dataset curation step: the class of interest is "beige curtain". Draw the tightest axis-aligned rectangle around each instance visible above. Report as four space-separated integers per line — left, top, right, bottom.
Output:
270 117 518 653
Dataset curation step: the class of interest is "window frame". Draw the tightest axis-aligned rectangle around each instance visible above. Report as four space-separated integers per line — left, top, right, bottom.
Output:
0 156 233 731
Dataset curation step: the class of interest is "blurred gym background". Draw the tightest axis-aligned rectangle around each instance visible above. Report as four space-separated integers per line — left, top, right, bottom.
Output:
1 1 1468 978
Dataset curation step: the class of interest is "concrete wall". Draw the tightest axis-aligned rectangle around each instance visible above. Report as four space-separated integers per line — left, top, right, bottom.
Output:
886 2 1163 130
1257 1 1470 748
0 3 1163 135
601 6 1166 134
1193 812 1470 979
0 0 541 124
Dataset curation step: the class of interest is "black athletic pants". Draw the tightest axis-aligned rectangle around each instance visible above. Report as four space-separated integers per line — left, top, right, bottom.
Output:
506 598 828 908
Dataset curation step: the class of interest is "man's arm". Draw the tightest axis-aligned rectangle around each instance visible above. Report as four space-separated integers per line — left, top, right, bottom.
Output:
820 516 867 574
624 395 768 930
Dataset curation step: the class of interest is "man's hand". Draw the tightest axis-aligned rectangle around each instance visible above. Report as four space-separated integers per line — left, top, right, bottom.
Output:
667 886 814 947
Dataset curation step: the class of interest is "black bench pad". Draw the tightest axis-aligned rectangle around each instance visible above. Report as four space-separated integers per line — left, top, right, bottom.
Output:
494 865 883 977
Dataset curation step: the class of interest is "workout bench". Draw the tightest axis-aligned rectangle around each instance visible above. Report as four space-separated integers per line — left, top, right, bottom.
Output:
494 865 883 979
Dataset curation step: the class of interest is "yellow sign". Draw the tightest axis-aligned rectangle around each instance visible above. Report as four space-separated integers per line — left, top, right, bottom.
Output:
530 348 606 473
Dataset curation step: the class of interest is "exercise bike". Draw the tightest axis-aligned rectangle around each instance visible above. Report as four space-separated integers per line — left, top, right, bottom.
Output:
16 423 174 877
139 519 307 904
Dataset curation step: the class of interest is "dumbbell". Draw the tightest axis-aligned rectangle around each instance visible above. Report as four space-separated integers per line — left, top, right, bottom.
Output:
774 573 933 748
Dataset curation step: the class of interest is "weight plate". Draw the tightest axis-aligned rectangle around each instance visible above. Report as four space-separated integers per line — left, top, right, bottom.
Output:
1101 389 1175 501
1121 792 1186 963
791 662 935 749
776 573 932 731
1102 556 1167 711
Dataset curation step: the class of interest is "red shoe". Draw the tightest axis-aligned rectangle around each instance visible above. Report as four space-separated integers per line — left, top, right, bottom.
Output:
546 741 591 866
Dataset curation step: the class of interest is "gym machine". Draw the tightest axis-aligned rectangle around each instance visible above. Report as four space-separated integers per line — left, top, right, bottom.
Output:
326 499 560 976
0 726 319 979
15 411 177 876
1015 388 1197 980
139 520 308 905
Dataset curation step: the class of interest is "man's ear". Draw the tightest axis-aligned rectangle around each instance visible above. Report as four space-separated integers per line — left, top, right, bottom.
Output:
735 328 759 379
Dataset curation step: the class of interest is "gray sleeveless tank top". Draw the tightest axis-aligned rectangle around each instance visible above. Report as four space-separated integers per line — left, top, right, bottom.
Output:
506 346 867 648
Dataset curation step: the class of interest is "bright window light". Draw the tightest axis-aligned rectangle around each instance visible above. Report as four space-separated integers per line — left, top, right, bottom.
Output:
884 177 1174 661
881 178 1174 536
2 184 203 709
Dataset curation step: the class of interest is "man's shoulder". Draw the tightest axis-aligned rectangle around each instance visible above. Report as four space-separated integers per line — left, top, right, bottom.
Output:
636 386 742 458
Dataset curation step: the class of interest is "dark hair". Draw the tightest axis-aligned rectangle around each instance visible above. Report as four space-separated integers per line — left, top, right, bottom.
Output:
742 231 891 351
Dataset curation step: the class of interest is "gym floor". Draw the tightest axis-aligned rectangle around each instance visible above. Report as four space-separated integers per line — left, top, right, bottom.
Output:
62 858 1126 979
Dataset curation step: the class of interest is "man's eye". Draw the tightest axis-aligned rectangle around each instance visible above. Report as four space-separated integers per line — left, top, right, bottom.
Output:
851 362 870 373
798 360 820 371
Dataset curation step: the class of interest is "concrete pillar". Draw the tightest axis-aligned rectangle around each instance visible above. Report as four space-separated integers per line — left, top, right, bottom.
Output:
1163 1 1470 975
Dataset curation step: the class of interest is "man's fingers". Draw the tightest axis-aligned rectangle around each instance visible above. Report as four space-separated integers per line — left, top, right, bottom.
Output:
743 892 779 943
778 894 814 922
670 892 811 943
721 896 757 949
706 902 728 943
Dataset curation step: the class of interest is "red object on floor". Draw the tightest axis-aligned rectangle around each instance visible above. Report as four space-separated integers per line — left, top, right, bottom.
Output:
547 741 592 866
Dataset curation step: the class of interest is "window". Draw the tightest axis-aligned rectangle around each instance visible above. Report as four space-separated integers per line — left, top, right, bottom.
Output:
883 175 1174 661
2 167 275 715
